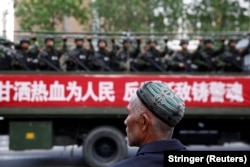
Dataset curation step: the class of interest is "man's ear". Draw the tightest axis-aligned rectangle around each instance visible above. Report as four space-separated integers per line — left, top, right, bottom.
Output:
141 113 150 132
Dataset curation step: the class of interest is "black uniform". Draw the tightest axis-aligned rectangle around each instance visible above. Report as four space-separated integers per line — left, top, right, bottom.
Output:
39 48 62 71
67 36 91 71
0 45 13 70
112 139 186 167
116 39 141 71
168 40 194 72
193 38 225 72
38 35 62 71
138 39 166 72
220 37 250 72
13 37 38 70
91 39 115 71
0 37 14 70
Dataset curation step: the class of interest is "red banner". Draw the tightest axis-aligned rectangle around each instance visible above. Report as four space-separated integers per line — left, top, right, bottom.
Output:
0 74 250 107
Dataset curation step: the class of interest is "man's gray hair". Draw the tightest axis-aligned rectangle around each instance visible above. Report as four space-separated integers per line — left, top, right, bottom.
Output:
130 94 173 137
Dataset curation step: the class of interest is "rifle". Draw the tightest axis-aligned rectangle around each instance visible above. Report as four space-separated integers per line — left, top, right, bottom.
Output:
14 52 30 71
68 50 90 71
94 53 113 71
38 53 62 71
143 52 165 72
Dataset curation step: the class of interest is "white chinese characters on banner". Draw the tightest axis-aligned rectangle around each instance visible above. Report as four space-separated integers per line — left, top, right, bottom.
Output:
122 81 245 103
0 80 245 103
30 81 48 102
191 82 209 102
66 81 82 102
99 82 115 102
123 82 139 102
49 81 65 101
0 81 13 102
81 82 98 102
226 82 243 102
0 80 116 102
209 82 226 102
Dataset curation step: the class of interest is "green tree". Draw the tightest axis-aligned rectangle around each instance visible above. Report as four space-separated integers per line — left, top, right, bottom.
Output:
185 0 250 32
15 0 88 31
92 0 184 32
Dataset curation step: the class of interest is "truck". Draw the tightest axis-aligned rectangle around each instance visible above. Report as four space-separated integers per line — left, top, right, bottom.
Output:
0 71 250 167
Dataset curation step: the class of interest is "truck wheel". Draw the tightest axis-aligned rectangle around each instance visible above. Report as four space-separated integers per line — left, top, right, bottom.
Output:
83 126 127 167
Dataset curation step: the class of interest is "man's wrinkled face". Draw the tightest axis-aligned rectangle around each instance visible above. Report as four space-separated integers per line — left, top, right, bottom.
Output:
124 100 142 147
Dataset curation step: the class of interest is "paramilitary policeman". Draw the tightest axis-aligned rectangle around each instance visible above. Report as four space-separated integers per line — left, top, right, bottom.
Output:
116 38 141 71
138 38 165 72
0 37 13 70
193 37 225 72
168 39 195 72
219 37 243 72
13 37 38 70
38 35 62 71
66 35 91 71
91 38 115 71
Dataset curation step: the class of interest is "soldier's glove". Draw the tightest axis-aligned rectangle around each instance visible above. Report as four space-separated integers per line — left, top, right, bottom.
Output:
164 38 168 43
87 37 92 43
61 36 67 42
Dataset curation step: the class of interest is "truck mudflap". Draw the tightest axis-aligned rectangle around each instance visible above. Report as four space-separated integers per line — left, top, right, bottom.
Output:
9 121 53 150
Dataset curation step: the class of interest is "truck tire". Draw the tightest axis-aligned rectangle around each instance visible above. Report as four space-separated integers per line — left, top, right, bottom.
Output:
83 126 127 167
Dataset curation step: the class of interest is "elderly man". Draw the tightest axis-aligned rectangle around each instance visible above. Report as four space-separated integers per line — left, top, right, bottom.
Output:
112 81 186 167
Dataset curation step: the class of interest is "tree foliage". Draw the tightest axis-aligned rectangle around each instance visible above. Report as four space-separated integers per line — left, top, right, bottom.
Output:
15 0 250 32
92 0 250 32
92 0 185 32
15 0 88 31
186 0 250 32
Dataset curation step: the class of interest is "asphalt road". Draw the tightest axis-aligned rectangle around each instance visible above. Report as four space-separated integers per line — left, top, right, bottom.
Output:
1 135 250 167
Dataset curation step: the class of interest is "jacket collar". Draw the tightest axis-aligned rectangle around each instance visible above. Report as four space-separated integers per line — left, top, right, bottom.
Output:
136 139 186 156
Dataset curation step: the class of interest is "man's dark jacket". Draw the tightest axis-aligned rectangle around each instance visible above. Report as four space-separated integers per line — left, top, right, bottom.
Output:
111 139 186 167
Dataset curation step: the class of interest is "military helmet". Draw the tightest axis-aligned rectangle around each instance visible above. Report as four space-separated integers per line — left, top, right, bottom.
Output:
228 36 238 43
74 35 85 42
98 37 107 45
44 35 54 43
203 37 214 44
0 37 13 45
146 38 157 45
14 40 21 50
20 37 30 44
180 39 189 45
122 38 132 44
0 37 7 45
